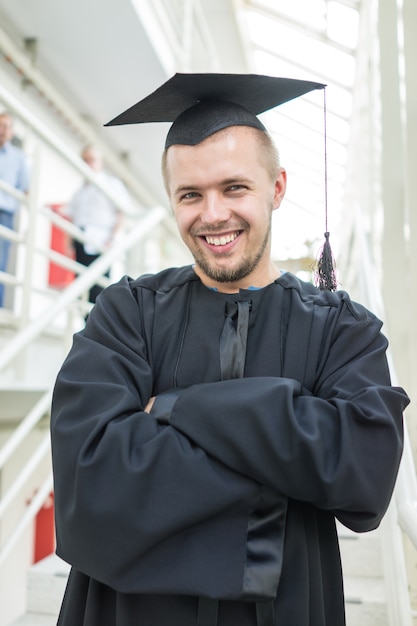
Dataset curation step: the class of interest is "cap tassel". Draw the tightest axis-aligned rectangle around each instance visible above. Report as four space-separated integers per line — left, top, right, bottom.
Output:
316 231 337 291
314 87 337 291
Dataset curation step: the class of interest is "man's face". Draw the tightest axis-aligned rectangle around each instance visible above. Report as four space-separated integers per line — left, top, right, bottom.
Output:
0 115 14 148
165 126 286 291
82 148 103 172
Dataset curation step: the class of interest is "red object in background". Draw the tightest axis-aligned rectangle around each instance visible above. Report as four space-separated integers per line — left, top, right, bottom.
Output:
48 203 75 288
33 491 55 564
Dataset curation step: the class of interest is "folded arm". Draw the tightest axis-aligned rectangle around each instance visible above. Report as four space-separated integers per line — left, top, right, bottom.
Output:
152 303 407 532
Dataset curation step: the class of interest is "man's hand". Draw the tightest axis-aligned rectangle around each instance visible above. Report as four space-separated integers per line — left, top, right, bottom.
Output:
144 396 155 413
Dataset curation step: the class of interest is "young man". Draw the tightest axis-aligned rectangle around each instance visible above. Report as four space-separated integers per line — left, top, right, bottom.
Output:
50 74 409 626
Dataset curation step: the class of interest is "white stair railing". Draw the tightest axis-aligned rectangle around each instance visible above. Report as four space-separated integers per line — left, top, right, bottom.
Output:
344 205 417 625
0 77 180 596
0 204 167 373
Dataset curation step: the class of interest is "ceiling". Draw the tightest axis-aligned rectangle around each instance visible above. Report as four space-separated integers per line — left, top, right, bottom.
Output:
0 0 359 262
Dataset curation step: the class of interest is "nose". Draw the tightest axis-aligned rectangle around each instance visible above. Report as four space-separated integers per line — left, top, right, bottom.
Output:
200 192 231 224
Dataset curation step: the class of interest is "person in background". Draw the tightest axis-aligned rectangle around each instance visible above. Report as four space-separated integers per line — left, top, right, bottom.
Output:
51 74 409 626
67 144 130 303
0 111 30 307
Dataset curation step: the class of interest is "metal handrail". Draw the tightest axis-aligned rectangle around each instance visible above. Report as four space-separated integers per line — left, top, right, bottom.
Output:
349 209 417 541
0 204 167 373
0 430 50 520
0 177 25 202
0 390 52 471
0 471 53 567
344 204 416 625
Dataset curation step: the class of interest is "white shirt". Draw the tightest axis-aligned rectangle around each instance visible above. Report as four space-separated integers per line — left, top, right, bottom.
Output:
68 171 130 254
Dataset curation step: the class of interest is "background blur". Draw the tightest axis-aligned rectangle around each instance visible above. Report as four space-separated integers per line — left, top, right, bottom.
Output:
0 1 416 625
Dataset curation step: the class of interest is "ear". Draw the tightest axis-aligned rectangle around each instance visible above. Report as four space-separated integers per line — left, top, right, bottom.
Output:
273 168 287 210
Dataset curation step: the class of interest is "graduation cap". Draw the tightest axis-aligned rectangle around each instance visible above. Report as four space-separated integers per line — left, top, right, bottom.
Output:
106 73 324 146
106 73 337 290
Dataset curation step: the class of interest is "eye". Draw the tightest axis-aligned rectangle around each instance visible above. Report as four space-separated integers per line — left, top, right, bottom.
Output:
227 184 247 193
179 191 200 201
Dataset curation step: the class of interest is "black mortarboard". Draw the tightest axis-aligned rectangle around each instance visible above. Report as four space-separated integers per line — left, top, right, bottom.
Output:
105 73 325 148
105 72 337 290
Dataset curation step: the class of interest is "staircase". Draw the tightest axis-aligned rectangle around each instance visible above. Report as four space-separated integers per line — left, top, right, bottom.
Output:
7 526 388 626
341 526 389 626
0 317 70 626
8 555 69 626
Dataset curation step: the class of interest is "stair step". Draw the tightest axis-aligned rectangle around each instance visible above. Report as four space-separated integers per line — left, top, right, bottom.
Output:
345 575 388 626
339 525 387 626
339 526 383 578
344 574 386 605
0 388 48 422
26 554 70 617
9 612 58 625
0 326 68 415
9 554 69 625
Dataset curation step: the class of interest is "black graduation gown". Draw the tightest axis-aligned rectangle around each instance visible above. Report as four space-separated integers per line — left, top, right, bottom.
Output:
50 267 408 626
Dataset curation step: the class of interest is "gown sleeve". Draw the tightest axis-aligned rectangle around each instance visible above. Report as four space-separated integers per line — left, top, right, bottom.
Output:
51 276 283 598
167 296 409 533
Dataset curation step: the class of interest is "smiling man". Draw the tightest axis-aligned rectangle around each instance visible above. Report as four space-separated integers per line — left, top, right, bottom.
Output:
50 74 409 626
163 124 285 290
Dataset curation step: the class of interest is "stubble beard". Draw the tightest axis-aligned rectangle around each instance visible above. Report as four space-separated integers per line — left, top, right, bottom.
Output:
192 225 271 284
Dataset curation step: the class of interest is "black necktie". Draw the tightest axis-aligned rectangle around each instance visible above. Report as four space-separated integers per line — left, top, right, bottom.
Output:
219 299 251 380
200 298 275 626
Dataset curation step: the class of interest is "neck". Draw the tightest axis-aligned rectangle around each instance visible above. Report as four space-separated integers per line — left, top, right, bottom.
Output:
194 263 281 294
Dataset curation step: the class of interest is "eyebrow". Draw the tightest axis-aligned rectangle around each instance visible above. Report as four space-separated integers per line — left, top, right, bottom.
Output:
173 175 253 197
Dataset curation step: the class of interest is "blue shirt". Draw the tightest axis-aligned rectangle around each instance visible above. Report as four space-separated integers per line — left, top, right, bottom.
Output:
0 142 30 212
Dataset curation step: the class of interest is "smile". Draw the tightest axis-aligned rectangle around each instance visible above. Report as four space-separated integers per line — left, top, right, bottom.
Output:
204 231 240 246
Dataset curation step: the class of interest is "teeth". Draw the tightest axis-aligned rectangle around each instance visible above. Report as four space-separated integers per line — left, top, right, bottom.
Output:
205 232 238 246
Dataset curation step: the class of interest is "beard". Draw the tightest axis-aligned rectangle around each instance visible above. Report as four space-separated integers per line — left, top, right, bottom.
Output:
192 224 271 284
